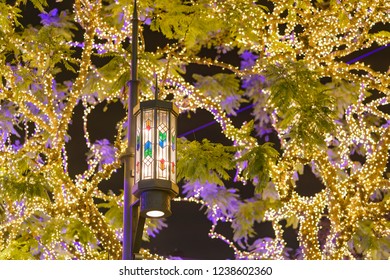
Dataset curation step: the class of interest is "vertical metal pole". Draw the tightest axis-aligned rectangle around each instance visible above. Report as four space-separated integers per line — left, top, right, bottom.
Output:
123 0 139 260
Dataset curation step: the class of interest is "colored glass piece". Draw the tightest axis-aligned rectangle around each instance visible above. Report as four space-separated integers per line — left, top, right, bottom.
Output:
136 135 140 151
146 119 151 131
159 158 166 171
159 131 167 148
171 134 176 151
144 140 152 158
171 162 175 174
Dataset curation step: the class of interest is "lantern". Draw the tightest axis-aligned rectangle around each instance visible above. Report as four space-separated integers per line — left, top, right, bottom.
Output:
133 99 179 218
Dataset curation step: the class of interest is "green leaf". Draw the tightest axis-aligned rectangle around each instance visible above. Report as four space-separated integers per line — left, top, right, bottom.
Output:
0 239 38 260
144 218 168 241
151 0 223 51
285 215 299 229
261 182 279 201
265 61 337 148
104 204 123 229
232 201 258 246
0 3 22 33
232 198 280 247
65 218 97 246
177 138 236 185
237 142 279 193
83 56 129 101
27 0 49 12
350 220 390 259
63 59 77 73
193 73 244 115
0 154 51 201
368 31 390 43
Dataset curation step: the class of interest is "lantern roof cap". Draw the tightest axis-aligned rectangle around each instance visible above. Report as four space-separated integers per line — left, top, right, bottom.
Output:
134 99 179 115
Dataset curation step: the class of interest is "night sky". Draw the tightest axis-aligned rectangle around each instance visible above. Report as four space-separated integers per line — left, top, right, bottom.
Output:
19 0 390 259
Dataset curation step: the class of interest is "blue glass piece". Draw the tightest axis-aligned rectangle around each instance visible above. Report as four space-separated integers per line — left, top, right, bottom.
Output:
144 141 152 158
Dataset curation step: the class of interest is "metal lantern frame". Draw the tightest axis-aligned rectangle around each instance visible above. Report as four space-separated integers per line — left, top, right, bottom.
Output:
132 99 179 218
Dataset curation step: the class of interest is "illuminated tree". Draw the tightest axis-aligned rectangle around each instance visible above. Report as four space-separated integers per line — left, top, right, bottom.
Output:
0 0 389 260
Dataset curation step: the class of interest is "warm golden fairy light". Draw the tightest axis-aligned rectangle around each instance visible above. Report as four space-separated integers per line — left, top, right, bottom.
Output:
0 0 389 260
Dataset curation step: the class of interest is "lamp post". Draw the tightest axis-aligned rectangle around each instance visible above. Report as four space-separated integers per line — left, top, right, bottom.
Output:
122 0 178 260
121 0 139 260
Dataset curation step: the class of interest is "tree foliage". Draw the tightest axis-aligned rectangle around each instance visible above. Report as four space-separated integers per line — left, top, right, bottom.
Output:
177 138 236 185
0 0 389 260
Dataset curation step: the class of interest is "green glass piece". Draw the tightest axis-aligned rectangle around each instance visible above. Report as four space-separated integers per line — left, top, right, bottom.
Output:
159 131 167 148
144 141 152 158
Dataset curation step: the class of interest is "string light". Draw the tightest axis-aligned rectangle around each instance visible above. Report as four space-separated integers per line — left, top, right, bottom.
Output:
0 0 389 260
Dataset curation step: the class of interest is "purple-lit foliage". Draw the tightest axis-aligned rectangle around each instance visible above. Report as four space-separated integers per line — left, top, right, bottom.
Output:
182 180 240 223
0 101 20 143
39 8 70 28
87 139 117 171
239 52 274 140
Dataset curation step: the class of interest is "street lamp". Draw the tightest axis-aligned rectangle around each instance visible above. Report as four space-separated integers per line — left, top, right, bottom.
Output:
133 98 179 218
122 0 179 260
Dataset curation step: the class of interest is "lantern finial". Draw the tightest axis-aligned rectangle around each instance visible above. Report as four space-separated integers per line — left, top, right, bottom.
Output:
154 73 159 101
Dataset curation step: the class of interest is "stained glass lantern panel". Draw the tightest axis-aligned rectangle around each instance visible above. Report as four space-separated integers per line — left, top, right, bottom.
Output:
135 113 141 183
133 99 179 218
157 110 169 180
170 112 177 183
141 109 154 180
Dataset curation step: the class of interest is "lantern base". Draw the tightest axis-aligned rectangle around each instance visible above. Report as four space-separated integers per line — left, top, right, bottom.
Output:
140 190 172 218
133 179 179 196
133 179 179 218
